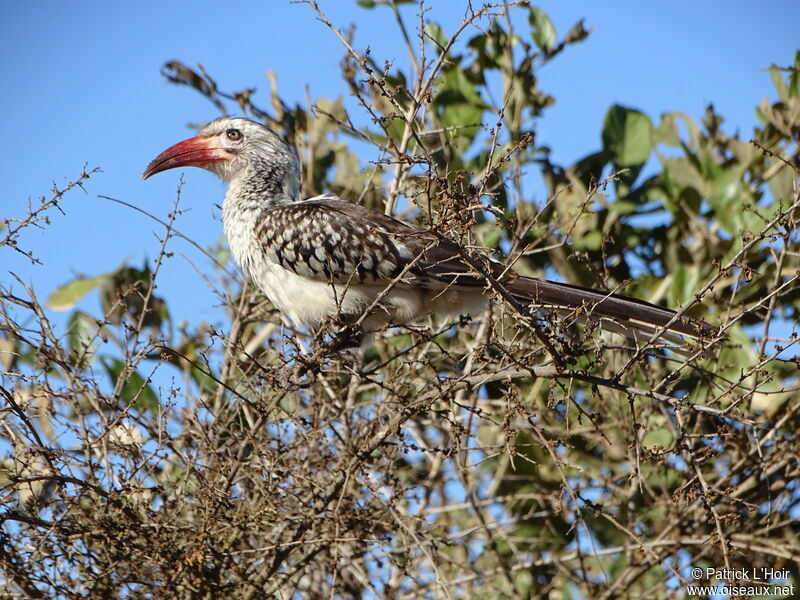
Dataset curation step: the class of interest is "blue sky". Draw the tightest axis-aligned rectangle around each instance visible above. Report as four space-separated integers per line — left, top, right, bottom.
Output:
3 0 798 328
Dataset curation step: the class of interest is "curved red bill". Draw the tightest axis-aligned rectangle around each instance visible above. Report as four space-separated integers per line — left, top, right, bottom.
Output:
142 136 233 179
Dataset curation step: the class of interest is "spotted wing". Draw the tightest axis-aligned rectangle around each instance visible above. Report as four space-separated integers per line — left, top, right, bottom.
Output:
256 199 408 285
255 197 492 288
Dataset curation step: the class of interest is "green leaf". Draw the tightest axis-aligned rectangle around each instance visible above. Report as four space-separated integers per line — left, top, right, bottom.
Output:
642 428 673 449
790 51 800 97
440 102 483 130
102 357 159 413
528 7 556 52
67 311 98 368
101 263 168 329
46 273 109 311
609 200 638 216
707 164 761 235
572 150 613 186
440 66 483 105
659 155 707 202
189 364 218 393
653 113 681 146
474 222 503 249
423 22 447 49
434 66 485 151
573 229 602 251
563 19 590 45
356 0 376 8
767 163 794 204
667 265 700 307
769 64 789 102
602 105 653 167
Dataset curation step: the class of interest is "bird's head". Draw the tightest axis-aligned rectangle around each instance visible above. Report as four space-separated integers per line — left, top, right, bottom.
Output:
143 117 300 198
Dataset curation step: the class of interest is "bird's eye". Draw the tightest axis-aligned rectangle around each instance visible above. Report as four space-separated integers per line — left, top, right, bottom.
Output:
226 128 243 142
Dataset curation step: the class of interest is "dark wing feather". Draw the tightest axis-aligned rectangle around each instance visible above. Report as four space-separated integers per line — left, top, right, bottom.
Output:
255 199 414 284
256 197 490 287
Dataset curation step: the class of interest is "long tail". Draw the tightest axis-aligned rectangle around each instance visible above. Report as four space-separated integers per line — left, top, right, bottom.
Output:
507 276 718 343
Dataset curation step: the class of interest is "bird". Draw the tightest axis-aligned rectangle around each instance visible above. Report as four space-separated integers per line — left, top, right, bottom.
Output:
143 116 718 350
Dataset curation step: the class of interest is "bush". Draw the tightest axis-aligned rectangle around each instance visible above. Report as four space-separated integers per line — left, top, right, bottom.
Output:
2 2 799 597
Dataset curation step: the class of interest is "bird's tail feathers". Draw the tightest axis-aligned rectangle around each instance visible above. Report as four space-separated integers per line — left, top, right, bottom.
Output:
507 276 718 345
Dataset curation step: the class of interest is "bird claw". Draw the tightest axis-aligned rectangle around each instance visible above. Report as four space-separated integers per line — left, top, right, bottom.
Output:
325 324 364 352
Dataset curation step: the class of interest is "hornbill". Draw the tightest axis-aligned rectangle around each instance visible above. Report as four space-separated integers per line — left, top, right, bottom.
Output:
143 117 717 349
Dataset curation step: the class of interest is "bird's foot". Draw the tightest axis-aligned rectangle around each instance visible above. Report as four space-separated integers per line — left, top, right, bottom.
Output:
310 321 366 355
325 324 365 353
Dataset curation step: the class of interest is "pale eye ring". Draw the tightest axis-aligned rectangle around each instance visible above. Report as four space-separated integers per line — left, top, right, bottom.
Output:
226 128 243 142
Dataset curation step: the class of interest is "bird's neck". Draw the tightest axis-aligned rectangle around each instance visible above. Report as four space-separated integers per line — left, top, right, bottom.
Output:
222 159 300 276
230 154 300 203
222 188 262 278
223 156 300 216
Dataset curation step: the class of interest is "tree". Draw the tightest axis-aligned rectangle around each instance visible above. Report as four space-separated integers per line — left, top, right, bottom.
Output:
1 2 799 597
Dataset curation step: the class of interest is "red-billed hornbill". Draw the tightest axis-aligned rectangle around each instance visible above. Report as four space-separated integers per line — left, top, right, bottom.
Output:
143 117 717 348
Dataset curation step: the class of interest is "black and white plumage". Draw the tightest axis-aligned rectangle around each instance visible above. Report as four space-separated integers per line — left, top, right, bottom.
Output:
143 117 718 346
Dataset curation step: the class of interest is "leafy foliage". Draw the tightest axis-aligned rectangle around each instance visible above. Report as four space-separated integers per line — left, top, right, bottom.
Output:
1 3 799 599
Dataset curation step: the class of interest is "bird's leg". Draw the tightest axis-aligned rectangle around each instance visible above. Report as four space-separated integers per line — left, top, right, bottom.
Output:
292 322 364 381
312 318 366 354
327 323 366 353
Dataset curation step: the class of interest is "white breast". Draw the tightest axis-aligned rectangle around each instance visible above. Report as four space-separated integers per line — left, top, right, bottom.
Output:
251 259 430 330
